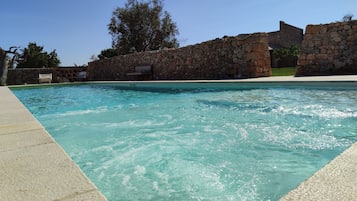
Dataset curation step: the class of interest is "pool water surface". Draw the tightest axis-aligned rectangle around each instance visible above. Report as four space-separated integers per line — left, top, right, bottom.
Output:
12 83 357 201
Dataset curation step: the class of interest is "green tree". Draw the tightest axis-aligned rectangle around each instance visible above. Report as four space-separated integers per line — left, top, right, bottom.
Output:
98 48 119 59
273 45 300 67
342 14 353 22
108 0 179 55
17 42 60 68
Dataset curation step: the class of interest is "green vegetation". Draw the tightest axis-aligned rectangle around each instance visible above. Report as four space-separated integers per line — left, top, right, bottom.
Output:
271 67 296 76
98 48 119 60
273 45 300 59
272 45 300 67
342 14 353 22
17 42 60 68
107 0 179 56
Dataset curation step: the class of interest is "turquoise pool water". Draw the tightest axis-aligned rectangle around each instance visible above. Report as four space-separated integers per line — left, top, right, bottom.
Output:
12 83 357 201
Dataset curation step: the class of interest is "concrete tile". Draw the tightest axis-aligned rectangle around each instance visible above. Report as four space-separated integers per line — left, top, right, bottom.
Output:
0 88 39 124
0 106 34 118
0 143 106 201
56 190 108 201
0 121 43 135
280 142 357 201
0 129 53 152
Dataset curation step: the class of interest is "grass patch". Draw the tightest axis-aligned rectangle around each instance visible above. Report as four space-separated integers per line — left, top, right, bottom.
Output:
272 67 296 76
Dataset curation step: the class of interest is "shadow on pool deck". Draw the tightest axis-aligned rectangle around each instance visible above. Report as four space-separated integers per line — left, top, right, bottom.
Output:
1 75 357 201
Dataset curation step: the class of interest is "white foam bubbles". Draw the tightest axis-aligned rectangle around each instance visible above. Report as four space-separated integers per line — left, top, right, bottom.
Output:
122 175 131 186
152 181 159 191
239 127 249 140
273 104 357 119
134 165 146 176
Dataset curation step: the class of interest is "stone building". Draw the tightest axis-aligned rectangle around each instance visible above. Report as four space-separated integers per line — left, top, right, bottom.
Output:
268 21 304 67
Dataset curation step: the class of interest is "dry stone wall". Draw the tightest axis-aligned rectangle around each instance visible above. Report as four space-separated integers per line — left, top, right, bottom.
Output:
7 67 87 85
88 33 271 81
296 20 357 76
7 68 54 85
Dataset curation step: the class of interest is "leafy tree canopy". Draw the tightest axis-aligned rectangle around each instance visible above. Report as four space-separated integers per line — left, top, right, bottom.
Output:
273 45 300 58
273 45 300 67
98 48 119 59
108 0 179 55
342 14 353 22
17 42 60 68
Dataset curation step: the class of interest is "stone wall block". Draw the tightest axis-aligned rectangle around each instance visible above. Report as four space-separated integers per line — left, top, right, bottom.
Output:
296 20 357 76
306 25 321 34
7 67 90 85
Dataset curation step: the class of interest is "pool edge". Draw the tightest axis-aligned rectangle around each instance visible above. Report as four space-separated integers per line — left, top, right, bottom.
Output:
4 74 357 200
279 142 357 201
0 87 107 201
7 75 357 89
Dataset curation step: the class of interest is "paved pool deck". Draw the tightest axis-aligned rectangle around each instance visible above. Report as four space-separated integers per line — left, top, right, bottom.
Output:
1 75 357 201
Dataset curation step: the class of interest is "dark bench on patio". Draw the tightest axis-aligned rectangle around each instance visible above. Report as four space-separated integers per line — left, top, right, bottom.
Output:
126 65 153 80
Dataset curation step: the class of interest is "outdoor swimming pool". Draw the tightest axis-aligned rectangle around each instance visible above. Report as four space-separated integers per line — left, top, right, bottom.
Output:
12 82 357 201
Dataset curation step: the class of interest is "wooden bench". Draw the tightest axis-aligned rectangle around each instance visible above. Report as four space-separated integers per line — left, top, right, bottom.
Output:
38 73 52 83
126 65 153 80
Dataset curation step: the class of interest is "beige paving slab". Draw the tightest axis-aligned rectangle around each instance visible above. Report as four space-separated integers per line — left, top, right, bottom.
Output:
0 121 43 135
57 190 109 201
0 89 38 124
0 87 107 201
0 143 102 201
0 129 53 152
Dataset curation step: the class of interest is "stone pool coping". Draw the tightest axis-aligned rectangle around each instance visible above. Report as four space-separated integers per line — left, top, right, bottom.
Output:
0 87 107 201
1 75 357 200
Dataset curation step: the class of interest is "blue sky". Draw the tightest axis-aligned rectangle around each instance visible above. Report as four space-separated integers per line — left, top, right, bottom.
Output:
1 0 356 66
